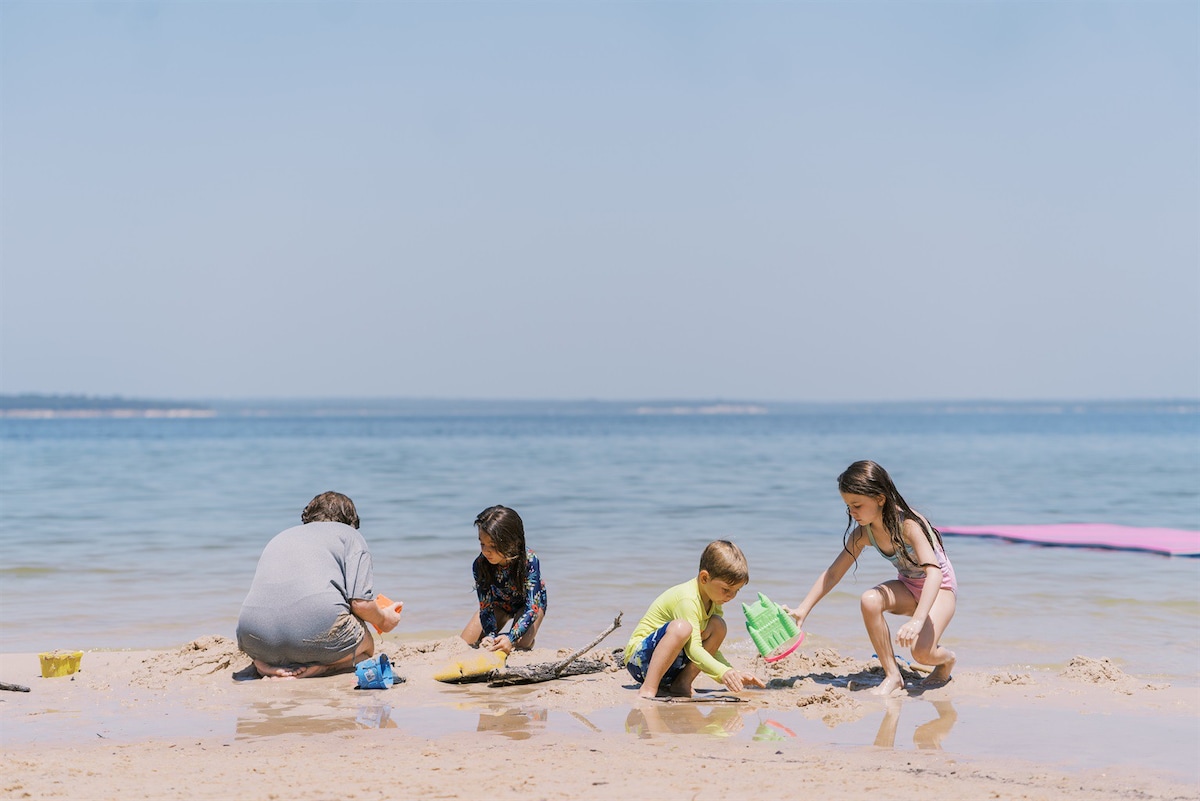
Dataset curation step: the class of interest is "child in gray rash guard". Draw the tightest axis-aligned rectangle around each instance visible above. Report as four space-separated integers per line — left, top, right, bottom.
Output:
236 491 403 679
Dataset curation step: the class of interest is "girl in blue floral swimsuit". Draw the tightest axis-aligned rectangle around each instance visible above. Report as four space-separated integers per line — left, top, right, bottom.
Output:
460 505 547 654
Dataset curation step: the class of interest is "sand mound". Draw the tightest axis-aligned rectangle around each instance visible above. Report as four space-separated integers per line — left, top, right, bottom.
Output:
382 636 473 661
1061 656 1131 683
763 646 869 677
987 671 1035 686
1059 656 1169 694
795 686 865 726
133 635 249 687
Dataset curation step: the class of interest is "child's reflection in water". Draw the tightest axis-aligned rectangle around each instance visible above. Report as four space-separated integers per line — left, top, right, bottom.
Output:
873 699 957 750
625 702 747 738
476 707 548 740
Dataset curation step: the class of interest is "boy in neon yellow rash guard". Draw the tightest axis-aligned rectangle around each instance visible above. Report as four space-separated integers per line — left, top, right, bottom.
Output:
624 540 766 700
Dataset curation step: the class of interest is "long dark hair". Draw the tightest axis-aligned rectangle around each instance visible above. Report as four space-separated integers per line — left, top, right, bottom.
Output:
474 505 528 590
838 460 943 570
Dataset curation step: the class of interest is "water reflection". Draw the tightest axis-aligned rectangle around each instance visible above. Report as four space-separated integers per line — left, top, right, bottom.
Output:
752 717 798 741
475 706 549 740
624 703 748 738
618 697 958 749
355 704 395 729
230 693 957 746
873 699 957 750
235 699 397 738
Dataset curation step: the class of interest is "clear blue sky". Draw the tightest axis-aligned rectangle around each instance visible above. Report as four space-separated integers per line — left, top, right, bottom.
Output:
1 1 1196 401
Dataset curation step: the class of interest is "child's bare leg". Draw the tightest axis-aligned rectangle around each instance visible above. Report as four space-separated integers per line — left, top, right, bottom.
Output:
512 608 545 651
639 620 692 700
861 581 913 696
462 611 509 646
911 591 957 685
463 611 519 648
350 620 375 664
460 612 486 646
701 615 727 653
666 615 728 697
665 663 701 697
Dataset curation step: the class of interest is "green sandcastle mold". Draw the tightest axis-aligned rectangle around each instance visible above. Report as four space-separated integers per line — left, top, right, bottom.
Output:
742 592 801 657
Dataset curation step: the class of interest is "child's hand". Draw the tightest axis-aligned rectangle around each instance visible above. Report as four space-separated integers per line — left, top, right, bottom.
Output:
481 635 514 655
721 669 766 693
742 672 766 690
896 617 923 648
782 604 806 628
377 601 404 633
353 597 403 634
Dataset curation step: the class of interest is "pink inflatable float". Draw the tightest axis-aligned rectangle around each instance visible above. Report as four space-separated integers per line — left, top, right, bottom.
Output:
940 524 1200 557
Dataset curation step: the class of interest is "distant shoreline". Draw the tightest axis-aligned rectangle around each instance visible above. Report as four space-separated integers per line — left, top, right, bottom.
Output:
0 408 216 419
0 394 1195 419
0 394 213 418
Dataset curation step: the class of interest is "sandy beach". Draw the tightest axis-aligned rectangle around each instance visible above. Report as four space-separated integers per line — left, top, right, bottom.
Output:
2 634 1196 801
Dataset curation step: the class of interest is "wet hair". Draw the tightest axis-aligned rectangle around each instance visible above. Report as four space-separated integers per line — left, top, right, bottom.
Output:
300 491 360 529
474 505 528 591
838 460 943 570
699 540 749 585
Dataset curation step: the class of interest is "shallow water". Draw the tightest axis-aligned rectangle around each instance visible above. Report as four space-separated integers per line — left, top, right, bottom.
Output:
2 401 1198 683
5 672 1195 786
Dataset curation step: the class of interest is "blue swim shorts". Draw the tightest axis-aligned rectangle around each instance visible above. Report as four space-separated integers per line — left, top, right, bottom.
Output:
626 622 689 688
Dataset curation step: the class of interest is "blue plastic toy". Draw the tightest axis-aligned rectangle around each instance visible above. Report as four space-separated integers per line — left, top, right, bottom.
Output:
355 652 397 689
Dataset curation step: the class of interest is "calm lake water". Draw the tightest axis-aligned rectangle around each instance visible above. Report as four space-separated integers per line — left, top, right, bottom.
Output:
2 400 1197 684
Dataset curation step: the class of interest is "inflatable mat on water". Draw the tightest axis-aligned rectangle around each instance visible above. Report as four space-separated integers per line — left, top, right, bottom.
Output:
940 524 1200 557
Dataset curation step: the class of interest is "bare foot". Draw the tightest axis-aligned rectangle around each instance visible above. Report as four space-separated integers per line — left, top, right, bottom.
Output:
252 659 297 679
666 677 694 698
289 664 334 679
870 674 906 696
922 652 956 687
252 660 330 680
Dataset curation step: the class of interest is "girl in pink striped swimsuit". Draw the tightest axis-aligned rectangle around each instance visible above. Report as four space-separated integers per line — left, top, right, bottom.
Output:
786 460 957 696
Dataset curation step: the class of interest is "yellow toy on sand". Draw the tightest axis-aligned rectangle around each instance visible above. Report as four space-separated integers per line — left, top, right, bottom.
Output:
433 650 507 683
39 650 84 678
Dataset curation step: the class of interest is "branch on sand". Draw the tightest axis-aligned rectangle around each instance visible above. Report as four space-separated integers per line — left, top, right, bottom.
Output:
488 612 623 687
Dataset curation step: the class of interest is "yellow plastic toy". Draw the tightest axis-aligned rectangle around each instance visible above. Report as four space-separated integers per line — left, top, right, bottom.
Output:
433 650 507 683
39 650 83 678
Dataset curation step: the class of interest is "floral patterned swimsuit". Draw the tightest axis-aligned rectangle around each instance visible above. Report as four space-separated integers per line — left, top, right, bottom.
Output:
473 548 547 644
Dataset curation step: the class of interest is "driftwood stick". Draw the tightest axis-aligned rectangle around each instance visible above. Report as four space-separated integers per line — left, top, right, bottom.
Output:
487 658 610 687
486 613 625 687
551 612 622 675
1 681 31 693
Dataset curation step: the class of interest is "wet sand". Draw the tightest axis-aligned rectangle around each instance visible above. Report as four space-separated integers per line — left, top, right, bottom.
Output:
1 636 1197 800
